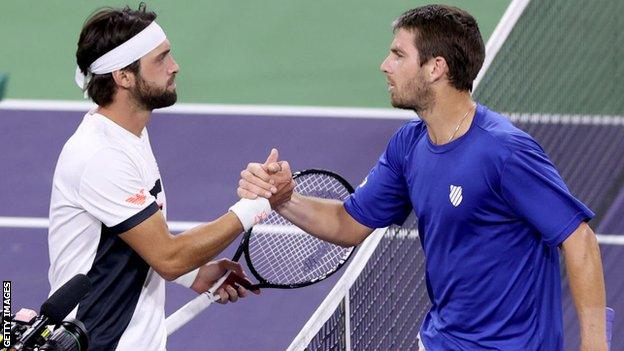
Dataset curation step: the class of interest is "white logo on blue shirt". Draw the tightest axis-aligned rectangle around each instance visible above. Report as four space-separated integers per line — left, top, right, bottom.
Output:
449 185 463 207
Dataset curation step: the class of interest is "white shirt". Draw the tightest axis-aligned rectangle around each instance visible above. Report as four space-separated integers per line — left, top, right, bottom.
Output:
48 110 167 351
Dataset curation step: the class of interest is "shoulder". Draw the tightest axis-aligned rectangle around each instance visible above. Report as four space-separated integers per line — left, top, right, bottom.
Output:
389 119 426 148
383 119 426 166
60 136 132 173
79 147 143 187
395 118 426 137
61 115 115 158
473 104 544 156
58 130 137 186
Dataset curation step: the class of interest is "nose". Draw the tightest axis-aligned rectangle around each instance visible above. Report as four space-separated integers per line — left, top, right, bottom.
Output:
169 58 180 75
380 55 391 74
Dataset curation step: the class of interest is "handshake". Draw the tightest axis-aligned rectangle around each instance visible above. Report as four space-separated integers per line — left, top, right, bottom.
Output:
236 148 296 209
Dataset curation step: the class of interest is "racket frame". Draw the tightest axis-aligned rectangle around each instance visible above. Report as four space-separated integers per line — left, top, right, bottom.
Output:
239 169 356 290
166 168 356 335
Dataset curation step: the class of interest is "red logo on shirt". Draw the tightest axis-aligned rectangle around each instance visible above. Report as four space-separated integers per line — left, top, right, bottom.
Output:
126 189 147 205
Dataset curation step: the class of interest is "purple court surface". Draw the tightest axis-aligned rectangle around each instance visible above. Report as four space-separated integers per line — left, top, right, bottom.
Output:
1 106 622 350
0 107 405 350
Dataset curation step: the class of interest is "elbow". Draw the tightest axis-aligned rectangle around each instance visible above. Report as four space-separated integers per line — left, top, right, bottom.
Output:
157 265 187 282
334 229 367 247
342 235 365 247
354 235 366 246
159 271 178 282
151 251 188 282
154 264 181 282
335 206 368 247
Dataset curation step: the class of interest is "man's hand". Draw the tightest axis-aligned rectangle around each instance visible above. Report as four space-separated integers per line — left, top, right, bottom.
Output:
190 259 260 304
238 148 295 209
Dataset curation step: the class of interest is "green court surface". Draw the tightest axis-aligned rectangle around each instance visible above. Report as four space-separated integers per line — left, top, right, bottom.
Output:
0 1 509 107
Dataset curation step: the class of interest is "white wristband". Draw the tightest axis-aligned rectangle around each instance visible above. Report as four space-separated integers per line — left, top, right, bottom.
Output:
229 197 271 231
174 268 199 288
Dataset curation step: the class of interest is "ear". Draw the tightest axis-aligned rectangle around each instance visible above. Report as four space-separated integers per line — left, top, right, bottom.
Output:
111 69 135 89
427 57 449 83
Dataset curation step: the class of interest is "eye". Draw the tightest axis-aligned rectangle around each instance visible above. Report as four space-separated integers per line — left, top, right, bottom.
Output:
391 49 403 59
157 50 172 63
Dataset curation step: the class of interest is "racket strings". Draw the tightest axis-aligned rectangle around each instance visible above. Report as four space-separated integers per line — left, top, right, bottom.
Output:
248 172 353 285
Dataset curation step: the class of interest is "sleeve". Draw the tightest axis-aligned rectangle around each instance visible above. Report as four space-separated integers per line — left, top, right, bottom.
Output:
77 147 159 235
500 146 594 247
343 127 412 228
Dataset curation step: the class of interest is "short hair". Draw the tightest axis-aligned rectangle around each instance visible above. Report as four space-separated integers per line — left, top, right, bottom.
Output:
393 5 485 91
76 3 156 106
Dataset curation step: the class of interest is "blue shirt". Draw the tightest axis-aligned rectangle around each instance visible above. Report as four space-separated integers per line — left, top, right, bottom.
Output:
344 104 594 350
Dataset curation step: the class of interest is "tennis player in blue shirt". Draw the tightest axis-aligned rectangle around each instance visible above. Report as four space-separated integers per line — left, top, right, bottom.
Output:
237 5 607 350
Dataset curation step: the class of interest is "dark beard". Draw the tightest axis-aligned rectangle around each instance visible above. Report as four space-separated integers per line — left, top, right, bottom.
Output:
392 98 433 114
390 78 434 113
132 75 177 110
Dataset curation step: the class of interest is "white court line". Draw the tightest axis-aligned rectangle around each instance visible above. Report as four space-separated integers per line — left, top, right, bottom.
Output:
0 216 201 233
597 235 624 245
508 113 624 126
2 99 622 126
1 216 622 245
0 98 415 120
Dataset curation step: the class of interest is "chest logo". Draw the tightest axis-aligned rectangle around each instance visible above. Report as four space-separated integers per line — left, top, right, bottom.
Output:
449 185 463 207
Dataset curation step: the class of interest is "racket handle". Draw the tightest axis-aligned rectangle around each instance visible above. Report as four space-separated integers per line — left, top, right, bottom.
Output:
165 272 232 335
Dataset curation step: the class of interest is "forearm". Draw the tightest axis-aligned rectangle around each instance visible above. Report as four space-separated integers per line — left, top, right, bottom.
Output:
277 193 370 247
562 223 607 349
122 211 244 281
168 212 243 275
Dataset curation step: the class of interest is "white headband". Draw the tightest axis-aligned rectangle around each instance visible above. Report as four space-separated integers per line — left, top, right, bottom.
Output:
74 21 167 91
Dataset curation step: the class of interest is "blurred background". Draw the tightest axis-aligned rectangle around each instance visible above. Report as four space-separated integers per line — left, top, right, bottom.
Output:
1 1 622 350
0 1 507 106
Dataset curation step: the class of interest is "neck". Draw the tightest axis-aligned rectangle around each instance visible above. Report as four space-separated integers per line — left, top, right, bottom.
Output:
418 88 476 145
97 93 151 137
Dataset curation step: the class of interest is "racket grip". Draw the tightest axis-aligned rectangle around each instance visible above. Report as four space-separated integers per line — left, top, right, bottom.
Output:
165 272 232 335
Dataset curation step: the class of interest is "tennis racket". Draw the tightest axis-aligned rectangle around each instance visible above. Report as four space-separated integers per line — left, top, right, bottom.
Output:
166 169 355 335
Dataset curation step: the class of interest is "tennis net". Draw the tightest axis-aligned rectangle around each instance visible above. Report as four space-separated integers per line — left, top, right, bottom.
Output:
287 214 429 351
